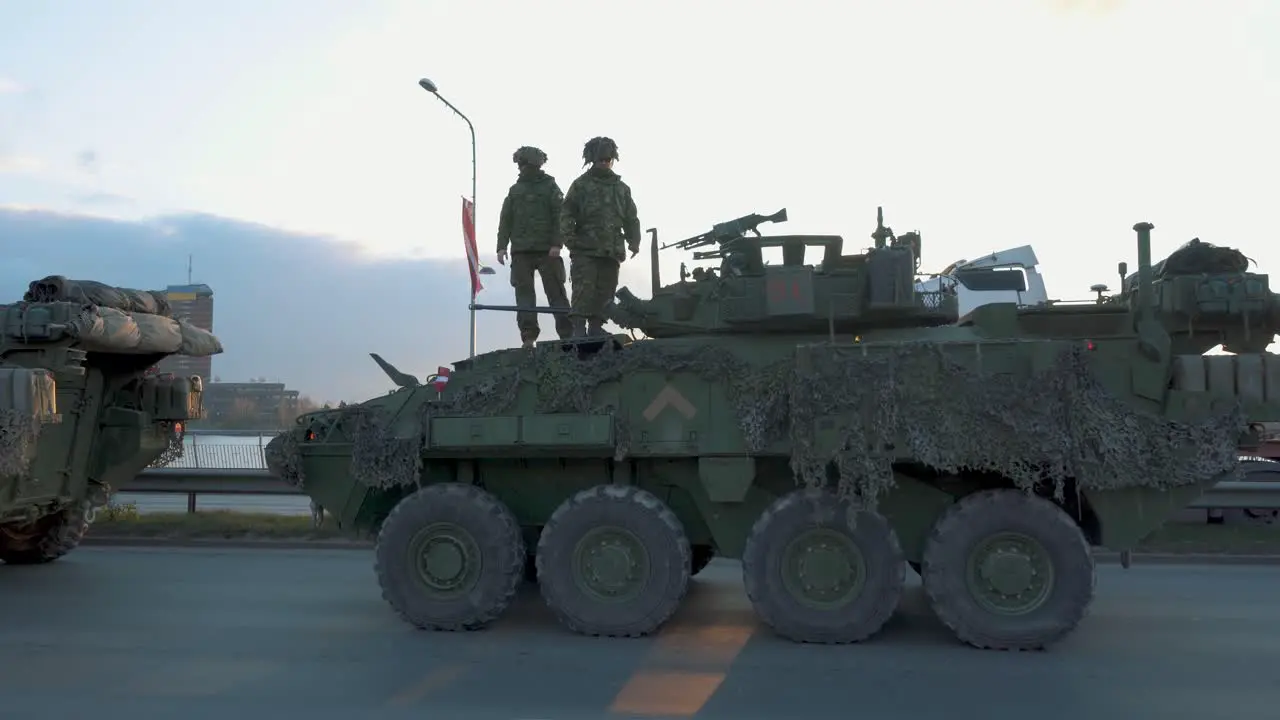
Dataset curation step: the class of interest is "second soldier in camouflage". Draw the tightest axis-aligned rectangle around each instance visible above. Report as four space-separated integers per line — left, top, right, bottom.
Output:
559 136 641 337
497 146 573 347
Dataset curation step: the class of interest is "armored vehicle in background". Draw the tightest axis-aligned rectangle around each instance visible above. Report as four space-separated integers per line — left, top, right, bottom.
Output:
1 277 223 565
268 209 1277 651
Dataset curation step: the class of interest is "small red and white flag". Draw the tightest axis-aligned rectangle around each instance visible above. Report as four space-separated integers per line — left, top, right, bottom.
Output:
432 366 451 393
462 196 483 299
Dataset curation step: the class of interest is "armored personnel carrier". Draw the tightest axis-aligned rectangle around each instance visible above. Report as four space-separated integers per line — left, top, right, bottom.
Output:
1 277 222 565
267 209 1278 651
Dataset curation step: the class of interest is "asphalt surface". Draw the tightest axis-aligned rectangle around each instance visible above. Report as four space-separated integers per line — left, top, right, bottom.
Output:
1 550 1278 720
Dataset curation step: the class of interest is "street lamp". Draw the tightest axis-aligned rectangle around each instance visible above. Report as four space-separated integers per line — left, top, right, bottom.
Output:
418 76 495 359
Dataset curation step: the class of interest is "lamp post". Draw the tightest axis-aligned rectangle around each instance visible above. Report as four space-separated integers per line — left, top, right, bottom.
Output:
418 76 495 359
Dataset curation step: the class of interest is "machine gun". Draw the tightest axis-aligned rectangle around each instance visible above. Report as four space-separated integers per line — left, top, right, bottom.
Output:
659 208 788 255
870 206 923 270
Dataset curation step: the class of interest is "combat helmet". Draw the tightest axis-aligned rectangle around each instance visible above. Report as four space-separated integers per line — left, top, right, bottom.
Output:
582 136 619 167
512 146 548 168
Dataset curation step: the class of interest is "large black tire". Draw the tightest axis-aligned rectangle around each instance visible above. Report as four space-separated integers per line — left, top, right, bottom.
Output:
374 483 524 632
0 501 95 566
921 489 1095 651
536 484 691 637
691 545 715 577
742 488 905 644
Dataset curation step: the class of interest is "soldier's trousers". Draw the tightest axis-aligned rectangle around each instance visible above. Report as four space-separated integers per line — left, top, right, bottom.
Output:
569 254 620 328
510 251 572 341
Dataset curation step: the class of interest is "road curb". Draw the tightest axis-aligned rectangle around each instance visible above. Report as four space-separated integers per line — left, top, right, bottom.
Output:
82 536 1280 565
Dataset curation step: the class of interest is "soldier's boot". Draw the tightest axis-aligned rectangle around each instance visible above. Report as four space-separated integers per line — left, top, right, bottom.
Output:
569 317 587 338
587 320 606 336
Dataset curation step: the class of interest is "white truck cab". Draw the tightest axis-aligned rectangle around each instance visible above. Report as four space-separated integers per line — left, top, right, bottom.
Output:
916 245 1051 317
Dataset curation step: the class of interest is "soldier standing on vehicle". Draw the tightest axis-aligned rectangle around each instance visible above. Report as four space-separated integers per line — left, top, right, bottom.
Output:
496 146 573 348
559 136 641 338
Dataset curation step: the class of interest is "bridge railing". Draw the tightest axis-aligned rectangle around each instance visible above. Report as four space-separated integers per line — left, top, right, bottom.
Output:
150 430 278 471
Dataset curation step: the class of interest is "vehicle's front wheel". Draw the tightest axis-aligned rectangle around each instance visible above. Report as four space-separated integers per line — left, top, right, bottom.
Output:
374 483 525 631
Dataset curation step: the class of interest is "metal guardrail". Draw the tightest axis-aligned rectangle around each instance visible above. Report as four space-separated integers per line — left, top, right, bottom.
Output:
126 468 300 513
120 467 1280 515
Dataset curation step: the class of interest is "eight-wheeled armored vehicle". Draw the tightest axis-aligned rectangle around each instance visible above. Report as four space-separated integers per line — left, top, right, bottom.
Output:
266 209 1278 650
1 277 222 565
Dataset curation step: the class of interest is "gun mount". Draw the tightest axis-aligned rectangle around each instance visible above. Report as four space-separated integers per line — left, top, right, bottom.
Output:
611 206 952 338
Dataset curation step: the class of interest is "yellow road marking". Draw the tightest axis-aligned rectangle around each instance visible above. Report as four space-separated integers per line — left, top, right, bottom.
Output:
610 671 727 717
608 622 755 717
385 663 466 707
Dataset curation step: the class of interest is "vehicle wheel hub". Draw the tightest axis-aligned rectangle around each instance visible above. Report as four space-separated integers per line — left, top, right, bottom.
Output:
966 532 1054 615
782 528 866 609
573 527 649 602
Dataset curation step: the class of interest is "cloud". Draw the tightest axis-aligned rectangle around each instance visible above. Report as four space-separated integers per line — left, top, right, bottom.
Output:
70 191 134 206
0 77 25 94
76 150 100 174
1045 0 1125 14
0 208 544 403
0 155 43 174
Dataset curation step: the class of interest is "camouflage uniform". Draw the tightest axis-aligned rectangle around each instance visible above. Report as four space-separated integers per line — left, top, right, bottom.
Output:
497 146 572 345
559 137 641 337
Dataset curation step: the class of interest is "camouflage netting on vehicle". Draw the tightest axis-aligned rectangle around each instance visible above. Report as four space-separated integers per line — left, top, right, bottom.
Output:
788 342 1246 506
292 340 1246 506
0 409 40 480
264 430 307 488
149 426 187 468
24 276 173 317
345 406 424 490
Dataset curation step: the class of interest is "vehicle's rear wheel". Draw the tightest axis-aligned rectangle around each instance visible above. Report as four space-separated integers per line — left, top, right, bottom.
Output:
920 489 1095 651
536 484 691 637
742 489 905 644
0 501 95 565
374 483 524 631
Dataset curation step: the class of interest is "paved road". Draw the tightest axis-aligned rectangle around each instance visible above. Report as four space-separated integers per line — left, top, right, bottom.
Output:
1 549 1277 720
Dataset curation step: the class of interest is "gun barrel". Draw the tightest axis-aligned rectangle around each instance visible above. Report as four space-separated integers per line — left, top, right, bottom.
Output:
648 228 660 295
469 303 569 315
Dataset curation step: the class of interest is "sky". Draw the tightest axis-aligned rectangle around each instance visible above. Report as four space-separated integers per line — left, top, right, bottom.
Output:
2 0 1278 399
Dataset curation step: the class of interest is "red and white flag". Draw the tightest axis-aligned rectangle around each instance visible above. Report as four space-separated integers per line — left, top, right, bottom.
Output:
432 366 451 393
462 196 483 299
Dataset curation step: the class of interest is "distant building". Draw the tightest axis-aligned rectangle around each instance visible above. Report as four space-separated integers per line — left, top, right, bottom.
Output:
155 283 214 381
202 382 300 429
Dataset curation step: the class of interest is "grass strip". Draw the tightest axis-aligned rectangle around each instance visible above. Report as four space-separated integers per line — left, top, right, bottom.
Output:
93 507 358 541
1131 522 1280 555
91 504 1280 554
